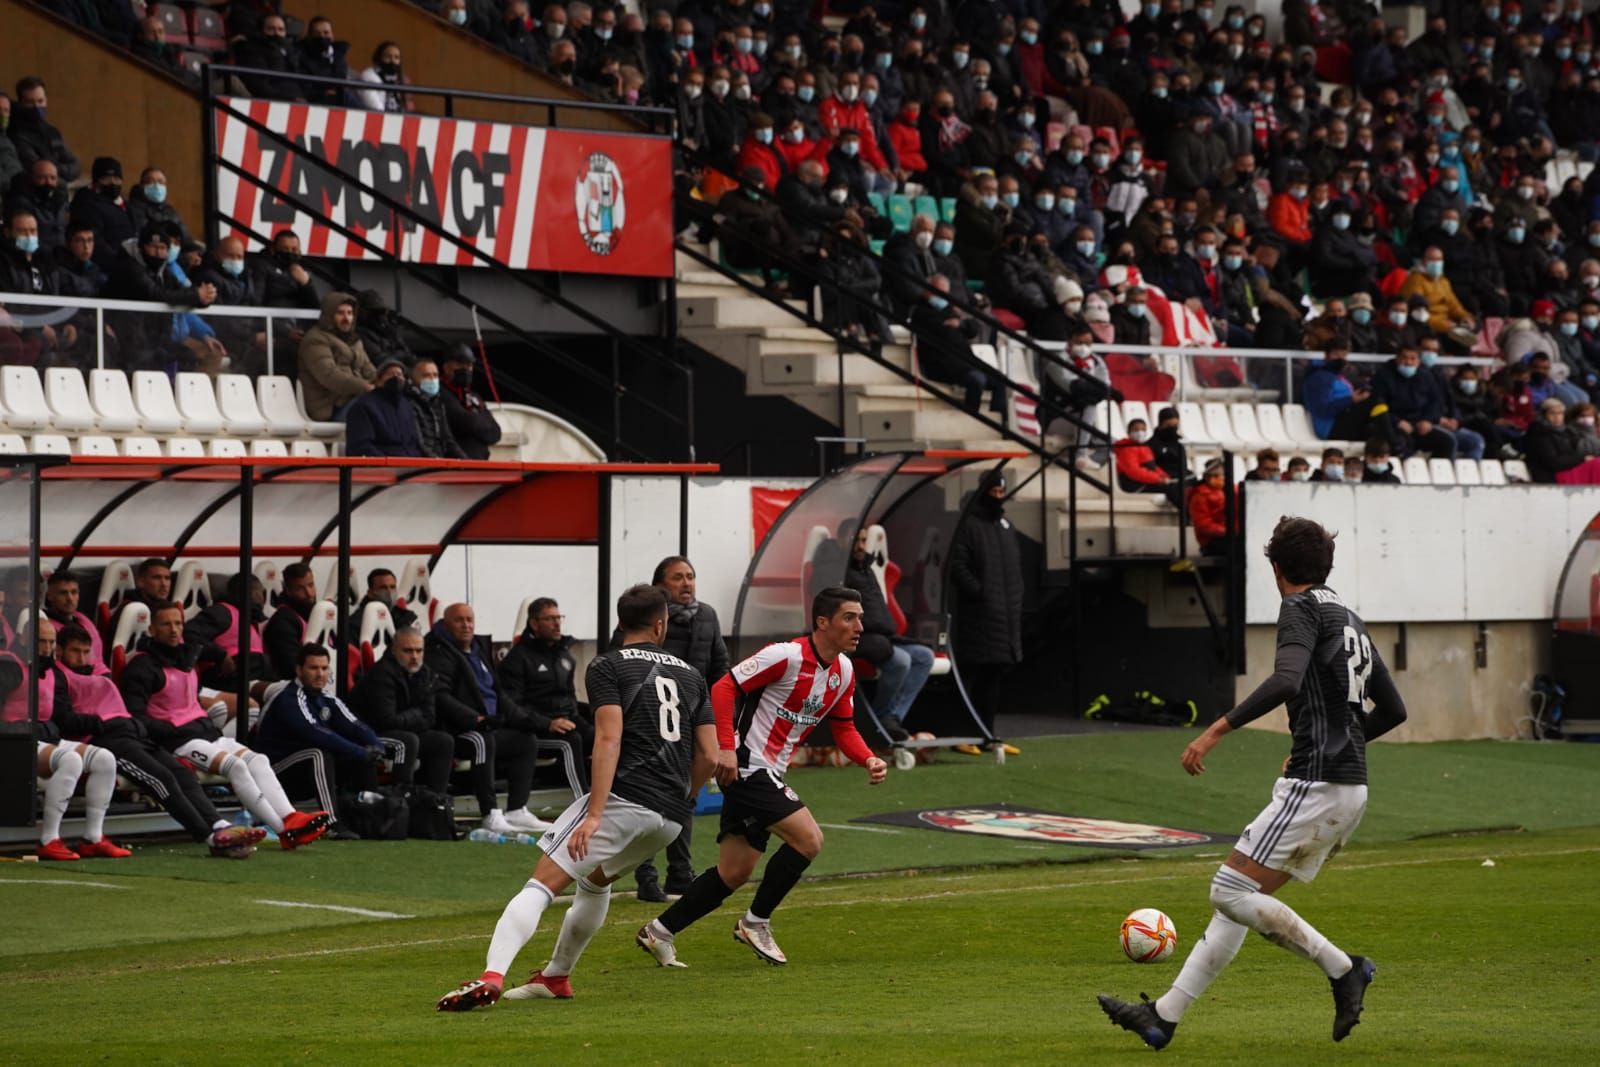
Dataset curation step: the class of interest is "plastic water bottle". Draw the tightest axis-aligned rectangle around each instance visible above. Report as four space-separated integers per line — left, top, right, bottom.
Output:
468 828 510 844
514 833 542 846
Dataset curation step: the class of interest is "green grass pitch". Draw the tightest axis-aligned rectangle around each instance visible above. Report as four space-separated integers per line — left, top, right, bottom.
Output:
3 729 1599 1064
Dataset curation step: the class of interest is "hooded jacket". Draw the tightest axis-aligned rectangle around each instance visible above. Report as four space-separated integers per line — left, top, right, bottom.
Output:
345 379 422 457
297 292 377 420
949 491 1024 665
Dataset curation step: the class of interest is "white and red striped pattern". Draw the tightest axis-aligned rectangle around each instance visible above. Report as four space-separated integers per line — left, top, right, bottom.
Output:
729 637 855 777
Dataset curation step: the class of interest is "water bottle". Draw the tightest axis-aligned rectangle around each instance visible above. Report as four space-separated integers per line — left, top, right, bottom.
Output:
468 828 509 844
358 791 384 805
514 833 542 846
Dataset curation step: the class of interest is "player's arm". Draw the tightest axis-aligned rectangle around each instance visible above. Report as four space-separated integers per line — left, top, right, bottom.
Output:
710 673 740 785
829 681 888 784
1362 650 1408 741
567 702 621 862
689 722 719 796
1181 641 1312 776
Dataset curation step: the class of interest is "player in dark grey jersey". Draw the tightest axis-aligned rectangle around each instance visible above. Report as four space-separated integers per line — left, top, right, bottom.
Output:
1100 517 1408 1051
437 584 717 1011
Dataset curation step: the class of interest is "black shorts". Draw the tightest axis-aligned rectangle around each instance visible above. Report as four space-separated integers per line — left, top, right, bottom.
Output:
717 771 807 853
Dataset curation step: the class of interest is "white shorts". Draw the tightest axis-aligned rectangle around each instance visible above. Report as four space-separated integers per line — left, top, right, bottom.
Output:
1238 776 1368 883
538 793 682 883
172 735 253 772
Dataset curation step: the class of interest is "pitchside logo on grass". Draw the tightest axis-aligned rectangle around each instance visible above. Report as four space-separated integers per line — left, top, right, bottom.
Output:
575 153 624 256
857 803 1234 850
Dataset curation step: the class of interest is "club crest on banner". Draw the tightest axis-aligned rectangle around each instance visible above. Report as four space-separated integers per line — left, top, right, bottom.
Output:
576 153 625 256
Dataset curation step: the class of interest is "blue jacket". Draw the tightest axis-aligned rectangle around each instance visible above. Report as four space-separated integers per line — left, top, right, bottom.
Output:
345 386 422 457
255 680 377 763
1303 360 1355 439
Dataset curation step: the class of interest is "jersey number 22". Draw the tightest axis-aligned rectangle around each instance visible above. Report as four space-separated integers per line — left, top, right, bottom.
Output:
1342 626 1373 706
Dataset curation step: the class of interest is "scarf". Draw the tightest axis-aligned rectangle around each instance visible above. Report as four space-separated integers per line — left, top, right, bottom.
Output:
936 113 971 153
668 599 701 628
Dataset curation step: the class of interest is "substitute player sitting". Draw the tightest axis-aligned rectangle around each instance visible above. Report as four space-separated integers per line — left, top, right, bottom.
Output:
636 586 888 969
1099 517 1408 1050
435 585 717 1011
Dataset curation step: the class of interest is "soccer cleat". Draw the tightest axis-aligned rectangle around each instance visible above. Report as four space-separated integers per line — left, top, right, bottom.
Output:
36 838 80 862
209 826 266 859
502 970 574 1000
502 807 553 833
733 917 788 965
1330 955 1376 1042
280 810 331 849
75 837 132 859
951 743 984 756
435 978 501 1013
636 924 688 968
1097 992 1177 1051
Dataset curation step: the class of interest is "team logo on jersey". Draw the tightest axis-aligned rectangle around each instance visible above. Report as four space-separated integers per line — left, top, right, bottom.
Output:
855 803 1234 850
827 673 840 690
575 153 626 256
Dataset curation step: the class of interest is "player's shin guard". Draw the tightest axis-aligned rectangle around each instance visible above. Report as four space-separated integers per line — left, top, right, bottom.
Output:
545 876 610 978
41 747 83 844
656 866 738 934
748 844 812 921
1209 867 1352 979
80 747 117 843
484 880 556 984
1154 910 1248 1023
243 752 296 827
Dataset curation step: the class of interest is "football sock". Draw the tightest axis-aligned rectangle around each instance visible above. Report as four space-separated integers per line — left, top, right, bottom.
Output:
657 866 737 934
214 753 279 833
1209 867 1352 979
41 747 83 844
81 747 117 843
483 879 556 985
545 876 610 978
244 752 296 825
1155 910 1248 1023
749 844 812 921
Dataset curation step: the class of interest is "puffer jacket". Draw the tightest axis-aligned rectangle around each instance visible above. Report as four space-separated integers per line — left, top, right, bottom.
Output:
949 501 1024 665
297 291 376 420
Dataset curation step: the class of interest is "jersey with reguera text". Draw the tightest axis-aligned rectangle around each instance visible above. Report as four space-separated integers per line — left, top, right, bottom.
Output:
584 643 713 825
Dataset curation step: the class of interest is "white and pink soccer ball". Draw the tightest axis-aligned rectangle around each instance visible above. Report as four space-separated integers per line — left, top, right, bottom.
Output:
1120 908 1177 963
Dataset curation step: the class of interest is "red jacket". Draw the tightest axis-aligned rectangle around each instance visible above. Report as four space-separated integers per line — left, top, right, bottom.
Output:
778 134 826 174
1115 437 1170 486
1187 483 1236 548
818 96 889 171
1501 386 1535 431
734 137 787 191
889 118 926 173
1267 192 1311 245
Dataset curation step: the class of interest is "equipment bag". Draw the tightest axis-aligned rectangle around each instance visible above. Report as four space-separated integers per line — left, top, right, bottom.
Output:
339 789 410 840
406 784 459 840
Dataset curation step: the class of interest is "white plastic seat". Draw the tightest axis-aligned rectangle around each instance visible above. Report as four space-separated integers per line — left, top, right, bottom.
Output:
1201 402 1241 446
76 436 119 456
1480 458 1508 485
88 370 144 434
1090 401 1111 439
289 440 327 457
254 560 283 618
1281 404 1323 448
301 599 341 694
122 436 162 457
174 373 227 436
1 367 52 430
108 602 151 676
96 560 136 620
969 343 999 370
131 372 185 435
294 381 346 439
1503 459 1531 483
30 434 71 455
249 439 288 457
1402 456 1431 484
171 561 212 620
165 437 205 458
41 368 96 432
255 375 309 436
1255 403 1294 449
1176 402 1213 443
208 438 246 458
214 374 268 437
320 562 360 610
356 601 397 670
1120 400 1152 432
1428 457 1457 485
1454 458 1482 485
1228 402 1269 448
397 557 436 626
1106 401 1127 442
0 434 26 453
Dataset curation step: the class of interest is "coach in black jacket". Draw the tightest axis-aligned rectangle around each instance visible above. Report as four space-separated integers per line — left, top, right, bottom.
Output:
949 469 1024 744
498 599 591 791
350 629 455 794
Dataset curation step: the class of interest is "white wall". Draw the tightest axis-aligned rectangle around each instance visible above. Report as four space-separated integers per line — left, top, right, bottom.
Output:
1244 483 1600 624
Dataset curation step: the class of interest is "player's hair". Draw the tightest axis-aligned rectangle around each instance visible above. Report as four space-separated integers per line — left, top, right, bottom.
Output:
296 642 330 666
1265 517 1336 586
282 562 313 584
650 555 693 585
1365 437 1392 458
811 585 862 628
56 623 93 649
617 583 668 632
148 599 183 621
527 596 559 622
1321 446 1345 462
225 572 262 600
366 567 395 588
393 626 424 646
46 570 79 587
1255 448 1279 463
135 557 169 578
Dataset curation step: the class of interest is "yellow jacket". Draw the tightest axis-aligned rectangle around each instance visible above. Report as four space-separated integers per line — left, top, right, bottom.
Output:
1397 270 1471 333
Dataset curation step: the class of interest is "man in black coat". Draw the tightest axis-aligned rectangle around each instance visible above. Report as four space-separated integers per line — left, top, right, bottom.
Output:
425 603 546 835
9 78 81 184
497 597 591 792
1 206 70 367
840 529 925 743
107 223 217 371
911 274 1007 416
233 14 307 102
776 158 849 257
67 157 137 269
881 214 938 321
949 468 1023 754
297 17 354 106
1308 199 1377 299
349 628 455 796
437 344 502 460
344 358 423 457
6 158 69 251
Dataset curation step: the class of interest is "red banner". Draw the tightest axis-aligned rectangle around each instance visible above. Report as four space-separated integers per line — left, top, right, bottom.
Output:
751 486 804 550
213 98 673 278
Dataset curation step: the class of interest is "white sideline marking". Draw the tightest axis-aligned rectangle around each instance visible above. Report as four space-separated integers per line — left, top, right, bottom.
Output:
255 899 415 919
819 823 902 834
0 878 125 889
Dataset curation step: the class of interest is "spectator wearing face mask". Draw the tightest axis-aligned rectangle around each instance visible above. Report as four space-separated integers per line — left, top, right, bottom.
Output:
883 214 939 321
918 90 971 198
296 17 352 106
1187 461 1236 556
1267 172 1313 262
357 41 413 113
234 15 306 101
734 115 786 191
931 221 981 313
1449 365 1510 457
1569 402 1600 456
1308 198 1377 297
344 358 421 457
677 70 708 151
439 345 502 460
1525 398 1600 482
124 167 190 247
1304 347 1388 441
1399 246 1476 336
106 224 217 371
1166 110 1231 200
1553 307 1600 401
407 358 468 460
1361 439 1402 483
1309 446 1346 481
1115 418 1184 507
954 173 1007 282
1372 346 1466 458
911 274 1006 416
1245 448 1282 480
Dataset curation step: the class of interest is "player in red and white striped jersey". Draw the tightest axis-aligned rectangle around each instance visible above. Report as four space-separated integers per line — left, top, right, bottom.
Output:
636 587 888 968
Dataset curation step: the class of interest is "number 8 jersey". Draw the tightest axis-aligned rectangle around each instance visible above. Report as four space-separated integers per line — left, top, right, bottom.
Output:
1276 585 1391 786
584 643 714 826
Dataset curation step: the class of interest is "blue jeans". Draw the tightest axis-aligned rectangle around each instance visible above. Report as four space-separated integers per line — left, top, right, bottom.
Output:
1452 427 1485 459
874 641 935 723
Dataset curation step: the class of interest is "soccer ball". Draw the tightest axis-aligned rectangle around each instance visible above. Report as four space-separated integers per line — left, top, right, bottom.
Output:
1120 908 1177 963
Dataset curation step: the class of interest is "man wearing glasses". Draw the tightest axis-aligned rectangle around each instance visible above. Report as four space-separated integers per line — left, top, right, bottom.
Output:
498 598 593 794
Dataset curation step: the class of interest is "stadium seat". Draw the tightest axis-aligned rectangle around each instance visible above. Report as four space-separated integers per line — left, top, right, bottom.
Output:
256 375 309 436
1281 404 1322 448
1455 458 1483 485
1120 400 1151 433
1200 402 1241 446
176 49 207 81
165 437 205 458
1176 401 1212 442
1503 459 1531 483
1227 403 1269 448
301 599 342 694
357 601 397 671
1 367 52 430
320 561 360 611
188 4 226 51
30 434 71 455
208 439 246 458
293 381 345 438
887 194 914 232
511 596 538 641
1480 458 1508 485
396 558 437 625
1428 458 1457 485
171 561 211 620
131 371 185 435
95 560 136 624
867 191 886 216
122 436 162 457
249 439 289 457
938 197 956 222
1402 456 1430 484
289 440 328 457
89 370 145 434
254 561 283 617
283 14 306 37
109 602 150 682
0 434 23 454
41 368 96 432
1106 400 1127 442
151 3 190 44
174 373 227 436
215 374 268 437
77 436 119 456
913 195 939 223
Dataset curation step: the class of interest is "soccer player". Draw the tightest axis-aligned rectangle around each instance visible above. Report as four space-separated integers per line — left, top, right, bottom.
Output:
1098 517 1408 1049
635 586 889 969
435 584 718 1011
